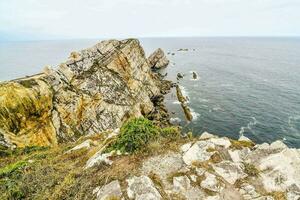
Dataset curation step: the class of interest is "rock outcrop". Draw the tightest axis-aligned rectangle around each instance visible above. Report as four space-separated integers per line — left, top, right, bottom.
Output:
88 133 300 200
0 39 170 148
148 48 170 70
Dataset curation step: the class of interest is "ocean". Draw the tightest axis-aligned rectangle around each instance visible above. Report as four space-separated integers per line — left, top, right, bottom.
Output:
1 37 300 147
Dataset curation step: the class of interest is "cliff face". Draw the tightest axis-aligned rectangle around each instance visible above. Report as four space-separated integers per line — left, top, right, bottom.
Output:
0 39 169 148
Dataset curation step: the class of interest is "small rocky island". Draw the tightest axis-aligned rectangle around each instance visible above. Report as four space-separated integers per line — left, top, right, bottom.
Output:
0 39 299 200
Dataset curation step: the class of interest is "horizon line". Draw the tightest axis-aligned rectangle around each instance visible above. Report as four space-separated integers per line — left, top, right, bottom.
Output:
1 35 300 42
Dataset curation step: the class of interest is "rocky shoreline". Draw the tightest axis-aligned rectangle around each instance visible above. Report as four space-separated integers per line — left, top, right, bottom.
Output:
85 133 300 200
0 39 299 200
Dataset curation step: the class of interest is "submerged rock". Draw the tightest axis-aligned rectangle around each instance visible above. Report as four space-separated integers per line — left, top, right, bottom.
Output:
192 72 198 79
177 73 184 80
0 39 169 147
148 48 169 70
175 85 193 121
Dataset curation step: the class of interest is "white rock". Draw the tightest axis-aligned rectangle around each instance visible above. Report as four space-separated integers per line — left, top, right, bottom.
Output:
126 176 161 200
255 143 270 150
67 139 93 153
93 180 122 200
212 161 247 185
220 187 243 200
180 143 192 153
182 141 215 165
228 148 251 163
239 184 261 200
199 132 217 140
270 140 287 150
85 151 113 169
209 137 231 149
196 168 206 176
190 175 198 182
238 135 252 143
173 175 206 200
200 172 221 192
204 196 221 200
142 153 184 189
258 148 300 192
173 176 191 191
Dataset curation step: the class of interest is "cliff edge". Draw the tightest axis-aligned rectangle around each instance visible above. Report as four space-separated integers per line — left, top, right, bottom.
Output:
0 39 170 148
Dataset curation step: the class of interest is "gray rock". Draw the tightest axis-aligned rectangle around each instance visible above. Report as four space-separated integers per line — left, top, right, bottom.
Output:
173 176 206 200
180 143 192 153
0 39 164 147
257 148 300 192
126 175 161 200
212 161 247 185
200 172 222 192
199 132 218 140
220 186 243 200
208 137 231 149
183 141 216 165
93 180 122 200
142 153 185 189
85 151 113 169
148 48 169 69
66 139 93 153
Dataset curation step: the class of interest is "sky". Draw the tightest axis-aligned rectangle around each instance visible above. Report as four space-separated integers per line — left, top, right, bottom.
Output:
0 0 300 41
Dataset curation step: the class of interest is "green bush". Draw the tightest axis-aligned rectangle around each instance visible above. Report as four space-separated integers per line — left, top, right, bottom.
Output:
160 126 181 139
107 117 160 153
0 179 25 200
0 161 27 178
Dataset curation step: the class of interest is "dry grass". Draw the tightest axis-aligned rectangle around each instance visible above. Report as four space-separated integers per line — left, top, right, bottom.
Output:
243 162 260 177
230 140 255 150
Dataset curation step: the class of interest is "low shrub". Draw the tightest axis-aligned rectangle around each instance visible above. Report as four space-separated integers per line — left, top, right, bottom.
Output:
106 117 160 153
160 126 181 139
0 161 27 178
243 162 259 176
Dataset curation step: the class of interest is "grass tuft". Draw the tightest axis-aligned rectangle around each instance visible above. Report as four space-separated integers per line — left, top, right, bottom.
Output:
105 117 160 153
243 162 260 177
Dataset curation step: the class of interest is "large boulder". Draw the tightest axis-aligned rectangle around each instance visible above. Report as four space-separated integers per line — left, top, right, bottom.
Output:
0 39 164 147
148 48 170 70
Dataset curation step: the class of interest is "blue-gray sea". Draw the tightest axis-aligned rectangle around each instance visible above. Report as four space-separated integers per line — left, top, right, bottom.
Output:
1 37 300 147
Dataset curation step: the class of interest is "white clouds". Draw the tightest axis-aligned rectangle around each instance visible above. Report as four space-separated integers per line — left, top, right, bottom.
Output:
0 0 299 40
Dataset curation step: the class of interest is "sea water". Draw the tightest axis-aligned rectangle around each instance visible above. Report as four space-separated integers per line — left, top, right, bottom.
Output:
1 37 300 147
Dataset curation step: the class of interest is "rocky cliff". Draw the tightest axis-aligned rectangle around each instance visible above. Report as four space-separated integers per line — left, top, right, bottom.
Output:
0 39 170 148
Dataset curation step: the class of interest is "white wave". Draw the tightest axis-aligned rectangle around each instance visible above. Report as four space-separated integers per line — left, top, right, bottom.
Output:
212 106 223 111
179 85 189 98
198 98 209 102
190 108 200 121
170 117 181 124
239 117 258 137
172 101 181 105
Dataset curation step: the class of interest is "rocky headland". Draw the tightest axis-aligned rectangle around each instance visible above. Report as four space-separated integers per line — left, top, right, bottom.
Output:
0 39 299 200
0 39 171 148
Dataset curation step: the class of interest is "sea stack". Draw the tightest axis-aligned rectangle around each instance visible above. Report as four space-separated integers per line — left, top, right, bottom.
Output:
148 48 170 70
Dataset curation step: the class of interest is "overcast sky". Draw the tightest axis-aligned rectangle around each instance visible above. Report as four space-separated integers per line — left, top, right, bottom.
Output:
0 0 300 41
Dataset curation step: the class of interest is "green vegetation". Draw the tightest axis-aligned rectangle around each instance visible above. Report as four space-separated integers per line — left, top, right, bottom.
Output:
0 118 188 199
160 126 181 138
106 117 159 153
243 162 260 176
0 146 49 157
0 161 27 178
230 140 255 150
